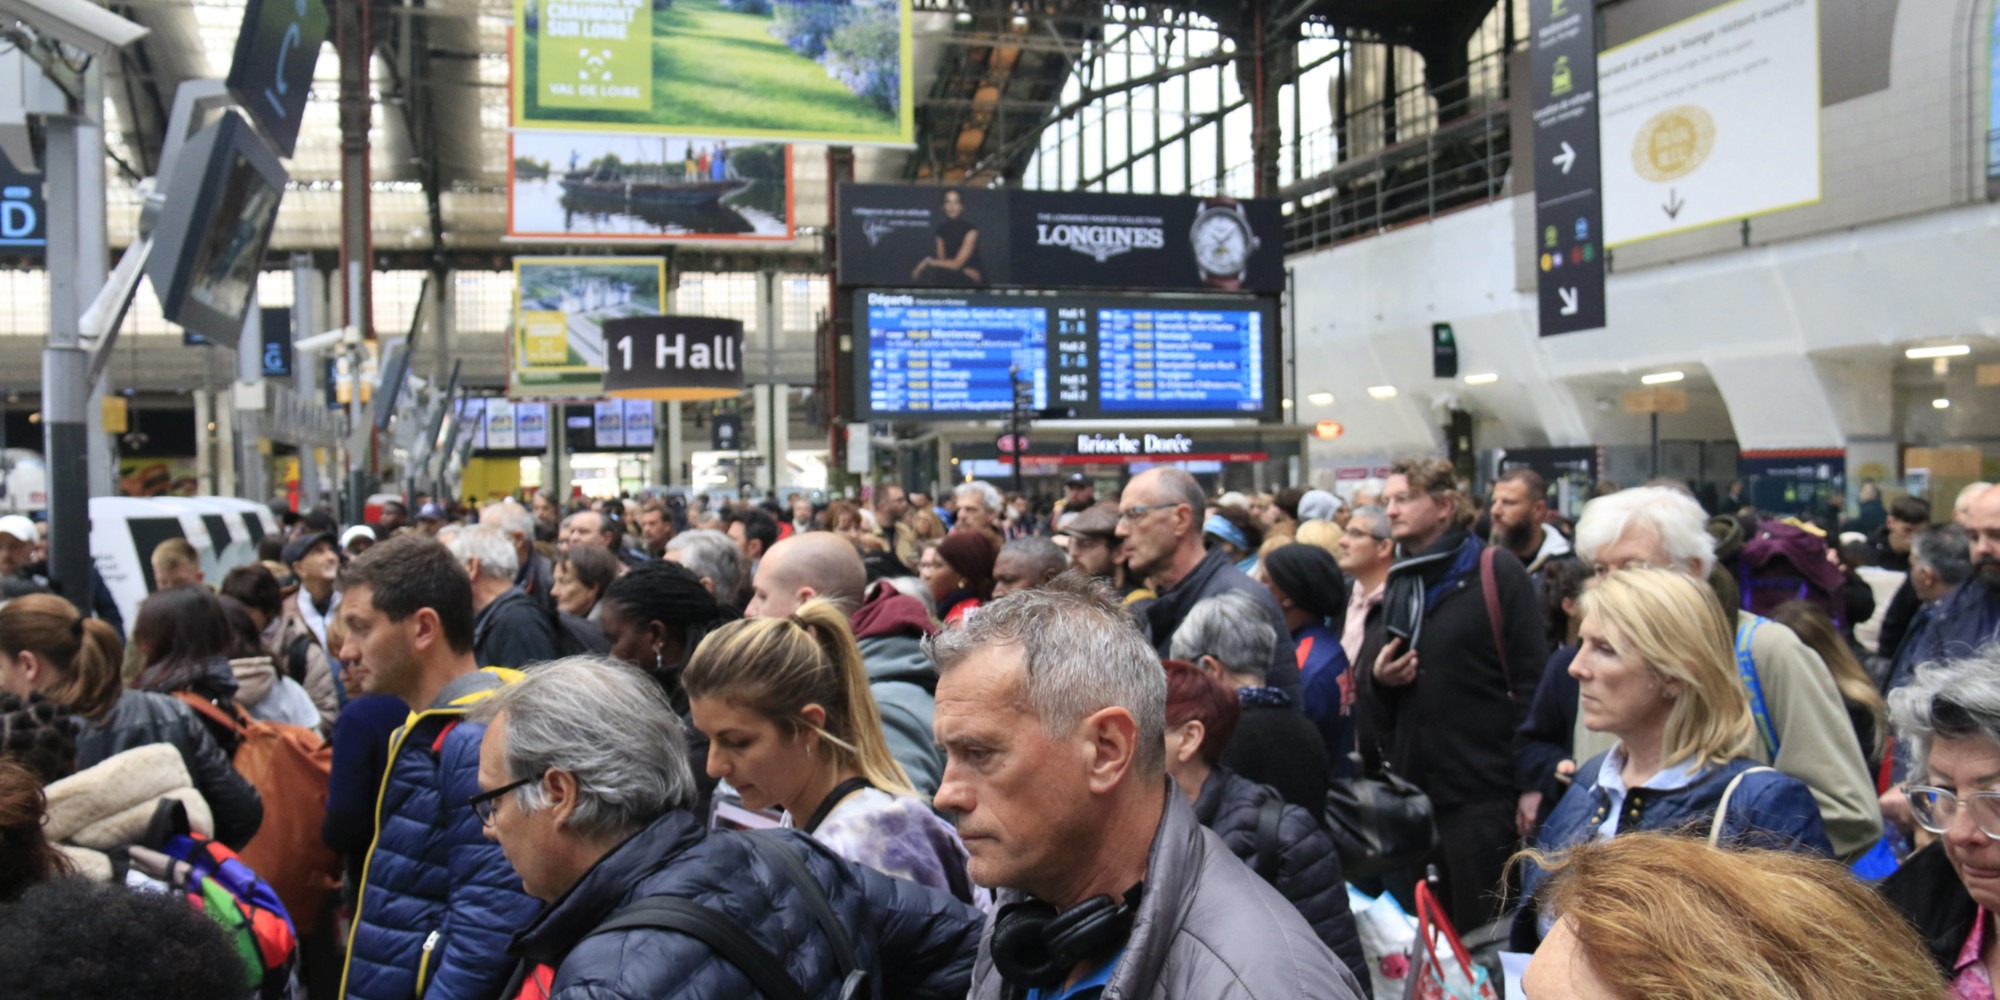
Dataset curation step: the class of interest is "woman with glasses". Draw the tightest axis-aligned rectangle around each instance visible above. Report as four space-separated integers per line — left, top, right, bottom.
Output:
1884 649 2000 993
1512 568 1831 949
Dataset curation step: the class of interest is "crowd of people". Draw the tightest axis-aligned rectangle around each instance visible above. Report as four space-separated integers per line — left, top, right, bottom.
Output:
0 465 1997 999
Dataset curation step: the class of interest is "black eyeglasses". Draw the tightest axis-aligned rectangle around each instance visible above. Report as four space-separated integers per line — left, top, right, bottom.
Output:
469 774 540 825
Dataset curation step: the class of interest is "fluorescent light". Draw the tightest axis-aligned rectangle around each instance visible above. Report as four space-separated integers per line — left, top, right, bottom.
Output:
1906 345 1970 359
1306 391 1334 406
1463 373 1499 385
1933 398 1951 410
954 10 973 23
1280 397 1294 409
1641 371 1685 385
1366 385 1398 399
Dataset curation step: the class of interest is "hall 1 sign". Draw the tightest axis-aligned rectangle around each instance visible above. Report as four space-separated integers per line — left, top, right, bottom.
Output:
1530 0 1606 335
602 316 744 401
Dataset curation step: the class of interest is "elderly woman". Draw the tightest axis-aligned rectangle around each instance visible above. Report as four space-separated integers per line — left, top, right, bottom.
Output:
552 545 622 622
1883 650 2000 993
1162 661 1368 990
1170 591 1329 812
1524 832 1944 1000
1514 568 1831 949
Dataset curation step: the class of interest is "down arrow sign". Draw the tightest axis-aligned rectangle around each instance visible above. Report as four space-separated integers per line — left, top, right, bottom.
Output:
1552 140 1577 175
1663 188 1685 219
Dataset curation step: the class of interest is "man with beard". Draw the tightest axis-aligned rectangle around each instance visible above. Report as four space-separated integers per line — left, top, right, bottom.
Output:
1488 469 1572 593
1896 485 2000 671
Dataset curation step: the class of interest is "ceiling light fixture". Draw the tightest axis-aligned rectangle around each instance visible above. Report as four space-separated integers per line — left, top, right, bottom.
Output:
1367 385 1398 399
1906 345 1971 359
1306 391 1334 406
1280 397 1294 409
1933 398 1951 410
1463 373 1498 385
1641 371 1685 385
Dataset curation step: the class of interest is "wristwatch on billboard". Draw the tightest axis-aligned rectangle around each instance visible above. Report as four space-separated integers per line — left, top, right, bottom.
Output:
1191 196 1258 290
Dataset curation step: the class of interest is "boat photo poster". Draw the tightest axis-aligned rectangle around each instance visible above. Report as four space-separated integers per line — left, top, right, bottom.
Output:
508 0 913 147
512 256 667 397
509 133 793 241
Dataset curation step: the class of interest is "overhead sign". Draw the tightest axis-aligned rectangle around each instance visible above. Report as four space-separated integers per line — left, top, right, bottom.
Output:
1530 0 1607 335
226 0 332 158
0 158 45 256
511 257 665 398
602 316 745 401
508 134 794 242
836 185 1286 294
593 400 625 447
1623 388 1688 414
1431 322 1457 378
510 0 913 146
260 307 293 378
1600 0 1820 246
712 411 744 451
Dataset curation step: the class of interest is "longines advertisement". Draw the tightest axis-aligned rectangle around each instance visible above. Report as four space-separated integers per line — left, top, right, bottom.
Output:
836 184 1284 294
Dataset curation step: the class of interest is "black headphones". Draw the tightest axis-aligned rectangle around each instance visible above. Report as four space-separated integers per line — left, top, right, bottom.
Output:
989 883 1144 990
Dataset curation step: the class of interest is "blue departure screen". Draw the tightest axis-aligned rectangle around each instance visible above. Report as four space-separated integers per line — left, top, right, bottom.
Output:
867 296 1048 414
1097 308 1265 413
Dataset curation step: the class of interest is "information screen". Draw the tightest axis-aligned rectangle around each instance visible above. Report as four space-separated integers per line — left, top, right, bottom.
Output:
857 289 1278 421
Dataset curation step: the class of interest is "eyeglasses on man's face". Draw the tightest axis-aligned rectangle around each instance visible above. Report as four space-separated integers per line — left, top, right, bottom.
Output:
470 773 541 825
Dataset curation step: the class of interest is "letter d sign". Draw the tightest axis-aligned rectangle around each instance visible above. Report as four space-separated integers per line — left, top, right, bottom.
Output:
1 186 37 241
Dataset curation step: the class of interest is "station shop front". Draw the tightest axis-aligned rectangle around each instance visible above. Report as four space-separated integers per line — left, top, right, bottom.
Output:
945 428 1306 499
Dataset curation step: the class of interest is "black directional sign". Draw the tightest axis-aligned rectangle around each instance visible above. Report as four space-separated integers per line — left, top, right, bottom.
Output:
1530 0 1606 335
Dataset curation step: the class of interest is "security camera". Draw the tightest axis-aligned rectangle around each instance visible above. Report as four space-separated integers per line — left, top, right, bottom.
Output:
294 325 360 354
0 0 149 59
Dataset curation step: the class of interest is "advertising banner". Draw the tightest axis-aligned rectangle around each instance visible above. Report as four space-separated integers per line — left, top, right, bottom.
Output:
835 184 1284 293
486 402 519 450
1599 0 1820 246
516 402 549 449
1530 0 1607 336
510 0 913 146
509 134 792 241
593 401 626 447
623 399 656 447
512 257 665 397
602 315 745 400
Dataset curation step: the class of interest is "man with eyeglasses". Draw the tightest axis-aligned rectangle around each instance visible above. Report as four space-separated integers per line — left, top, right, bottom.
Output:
1116 466 1302 700
1571 485 1882 862
333 535 537 1000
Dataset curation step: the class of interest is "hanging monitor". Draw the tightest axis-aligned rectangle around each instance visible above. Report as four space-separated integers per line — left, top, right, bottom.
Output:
147 111 288 344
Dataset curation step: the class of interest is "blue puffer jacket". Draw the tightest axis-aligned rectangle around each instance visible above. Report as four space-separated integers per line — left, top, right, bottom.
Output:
1192 768 1371 997
339 669 539 1000
1512 751 1831 950
507 810 983 999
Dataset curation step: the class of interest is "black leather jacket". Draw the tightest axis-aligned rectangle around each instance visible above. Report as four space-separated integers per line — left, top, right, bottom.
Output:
73 689 264 849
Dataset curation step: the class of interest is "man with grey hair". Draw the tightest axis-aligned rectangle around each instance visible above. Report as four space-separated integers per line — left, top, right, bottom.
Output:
991 536 1068 599
952 480 1005 546
1170 591 1332 814
1572 485 1881 860
482 500 555 613
449 524 560 669
1117 466 1301 699
470 656 984 1000
1894 486 2000 696
932 576 1361 1000
663 529 745 609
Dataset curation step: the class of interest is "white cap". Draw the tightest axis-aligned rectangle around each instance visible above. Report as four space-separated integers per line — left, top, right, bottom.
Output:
340 524 377 548
0 515 37 544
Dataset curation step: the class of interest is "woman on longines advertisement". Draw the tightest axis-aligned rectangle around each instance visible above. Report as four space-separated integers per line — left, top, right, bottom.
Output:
911 189 984 285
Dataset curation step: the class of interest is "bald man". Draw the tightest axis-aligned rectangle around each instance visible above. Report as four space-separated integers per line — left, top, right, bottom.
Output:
744 533 945 794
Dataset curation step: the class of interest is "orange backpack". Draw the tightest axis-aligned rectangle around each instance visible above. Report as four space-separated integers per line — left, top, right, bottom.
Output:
175 693 343 933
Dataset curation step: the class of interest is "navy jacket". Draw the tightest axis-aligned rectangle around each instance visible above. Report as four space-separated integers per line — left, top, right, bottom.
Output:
1513 646 1580 828
1193 768 1370 996
1889 578 2000 693
1513 752 1831 949
1139 547 1302 701
473 586 561 670
508 811 983 1000
339 669 540 1000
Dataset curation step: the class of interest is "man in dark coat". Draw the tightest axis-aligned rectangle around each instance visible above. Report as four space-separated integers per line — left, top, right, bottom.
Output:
1355 457 1546 931
472 656 983 1000
450 525 560 669
1118 466 1301 701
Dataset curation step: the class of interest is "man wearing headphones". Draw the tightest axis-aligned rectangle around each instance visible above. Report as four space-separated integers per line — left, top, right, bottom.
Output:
932 574 1362 1000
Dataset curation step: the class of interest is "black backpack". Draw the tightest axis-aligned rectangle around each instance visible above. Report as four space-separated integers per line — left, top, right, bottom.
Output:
283 633 315 686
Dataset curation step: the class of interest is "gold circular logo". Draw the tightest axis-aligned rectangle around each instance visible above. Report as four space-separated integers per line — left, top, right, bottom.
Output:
1632 105 1716 183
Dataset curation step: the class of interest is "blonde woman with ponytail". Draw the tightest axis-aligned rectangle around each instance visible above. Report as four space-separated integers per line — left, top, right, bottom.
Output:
687 599 980 904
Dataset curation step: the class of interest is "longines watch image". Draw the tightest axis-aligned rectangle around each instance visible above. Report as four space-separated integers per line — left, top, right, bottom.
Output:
1191 196 1258 289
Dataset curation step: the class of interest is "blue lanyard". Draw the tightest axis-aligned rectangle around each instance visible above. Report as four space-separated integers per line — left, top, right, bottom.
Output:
1736 616 1780 758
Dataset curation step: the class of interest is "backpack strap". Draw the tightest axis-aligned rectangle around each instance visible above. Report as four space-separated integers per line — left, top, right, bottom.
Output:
1708 766 1777 847
1734 616 1781 758
746 832 869 999
1254 788 1284 882
171 690 250 737
1479 545 1514 703
585 897 806 1000
284 634 314 685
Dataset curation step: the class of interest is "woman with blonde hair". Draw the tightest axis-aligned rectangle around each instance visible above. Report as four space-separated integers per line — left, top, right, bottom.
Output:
1522 831 1945 1000
1514 568 1830 947
685 600 978 903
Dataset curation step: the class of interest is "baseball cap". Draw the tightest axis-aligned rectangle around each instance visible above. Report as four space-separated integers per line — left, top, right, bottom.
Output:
1059 502 1121 540
1298 489 1344 522
416 502 448 522
1065 473 1092 488
281 531 337 566
340 525 377 549
0 515 36 545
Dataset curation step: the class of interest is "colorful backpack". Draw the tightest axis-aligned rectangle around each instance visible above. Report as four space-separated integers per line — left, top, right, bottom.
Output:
130 829 299 999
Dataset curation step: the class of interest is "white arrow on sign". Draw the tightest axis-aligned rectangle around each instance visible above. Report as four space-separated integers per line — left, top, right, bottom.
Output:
1552 141 1577 175
1558 287 1580 316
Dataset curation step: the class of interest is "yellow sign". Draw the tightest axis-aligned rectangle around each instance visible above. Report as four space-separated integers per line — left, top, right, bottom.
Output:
101 395 129 434
1633 105 1717 183
522 311 571 365
1624 388 1688 414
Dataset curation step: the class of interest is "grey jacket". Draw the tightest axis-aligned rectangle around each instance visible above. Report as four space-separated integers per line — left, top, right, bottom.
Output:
969 785 1364 1000
856 632 945 796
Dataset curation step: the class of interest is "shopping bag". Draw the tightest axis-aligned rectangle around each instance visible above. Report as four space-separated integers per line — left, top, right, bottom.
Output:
1403 879 1501 1000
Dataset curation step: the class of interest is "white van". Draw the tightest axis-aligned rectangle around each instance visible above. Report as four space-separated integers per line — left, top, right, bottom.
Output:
88 497 273 631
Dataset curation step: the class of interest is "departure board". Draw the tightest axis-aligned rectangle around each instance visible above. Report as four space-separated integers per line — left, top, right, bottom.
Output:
855 290 1278 421
866 295 1048 414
